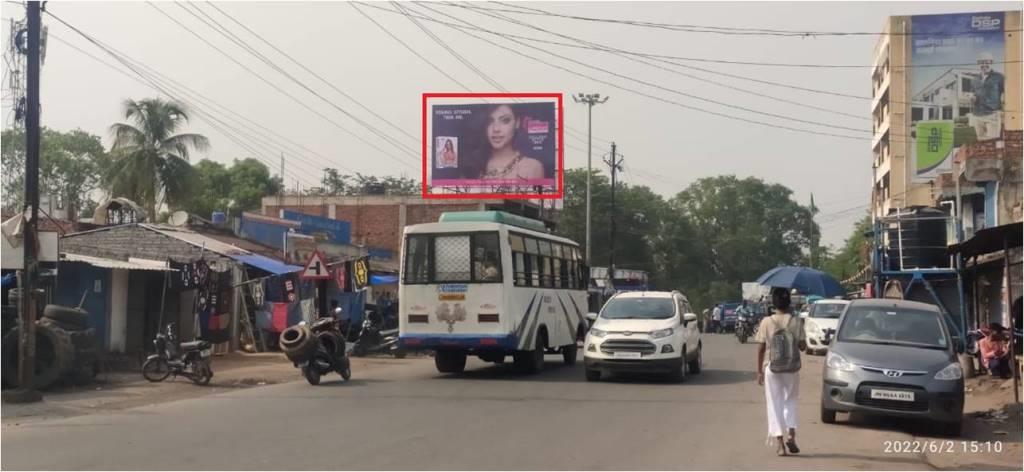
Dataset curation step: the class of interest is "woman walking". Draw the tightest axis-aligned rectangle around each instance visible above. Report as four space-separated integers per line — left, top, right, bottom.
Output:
755 288 807 456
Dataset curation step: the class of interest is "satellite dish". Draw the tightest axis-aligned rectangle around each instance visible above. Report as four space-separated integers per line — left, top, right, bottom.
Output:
168 211 190 227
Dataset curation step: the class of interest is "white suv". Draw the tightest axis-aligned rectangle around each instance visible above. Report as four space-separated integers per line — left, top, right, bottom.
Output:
584 291 702 382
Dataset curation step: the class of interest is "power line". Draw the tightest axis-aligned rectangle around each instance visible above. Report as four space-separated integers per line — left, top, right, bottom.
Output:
397 3 867 141
486 2 1023 39
180 1 419 158
441 2 869 123
203 1 419 144
144 1 418 172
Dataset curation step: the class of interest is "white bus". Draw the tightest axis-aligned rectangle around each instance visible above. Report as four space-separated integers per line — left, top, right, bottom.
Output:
398 211 589 374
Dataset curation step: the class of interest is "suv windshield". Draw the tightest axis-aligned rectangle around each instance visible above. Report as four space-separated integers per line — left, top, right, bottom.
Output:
837 306 948 349
810 303 846 319
601 297 676 320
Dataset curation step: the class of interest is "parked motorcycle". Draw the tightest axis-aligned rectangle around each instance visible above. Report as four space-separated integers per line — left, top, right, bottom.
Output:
142 323 213 385
281 317 352 386
351 310 405 358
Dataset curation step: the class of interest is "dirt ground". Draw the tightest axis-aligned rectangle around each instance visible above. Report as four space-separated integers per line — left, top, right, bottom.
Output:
1 351 418 425
924 375 1023 470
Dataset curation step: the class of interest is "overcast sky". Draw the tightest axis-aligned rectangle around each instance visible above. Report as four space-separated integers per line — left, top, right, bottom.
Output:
1 1 1017 246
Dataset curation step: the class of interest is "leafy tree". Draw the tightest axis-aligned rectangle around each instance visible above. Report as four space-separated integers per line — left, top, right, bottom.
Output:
821 215 872 282
319 169 419 195
184 158 282 217
106 98 209 219
1 127 111 220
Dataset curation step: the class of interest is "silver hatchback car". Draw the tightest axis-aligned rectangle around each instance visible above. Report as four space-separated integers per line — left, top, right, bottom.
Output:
820 299 965 436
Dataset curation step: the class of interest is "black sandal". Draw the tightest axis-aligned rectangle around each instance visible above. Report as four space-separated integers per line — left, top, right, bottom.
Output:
786 439 800 454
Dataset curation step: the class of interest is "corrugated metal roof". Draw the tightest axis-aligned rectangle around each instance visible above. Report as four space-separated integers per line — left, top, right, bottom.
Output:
63 253 176 271
141 224 250 256
231 254 302 275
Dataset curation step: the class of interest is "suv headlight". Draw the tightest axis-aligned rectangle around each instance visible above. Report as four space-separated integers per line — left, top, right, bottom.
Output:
934 363 963 380
650 328 674 339
825 352 856 372
589 328 607 338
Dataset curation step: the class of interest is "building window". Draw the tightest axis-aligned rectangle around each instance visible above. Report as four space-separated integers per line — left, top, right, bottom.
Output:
942 106 953 120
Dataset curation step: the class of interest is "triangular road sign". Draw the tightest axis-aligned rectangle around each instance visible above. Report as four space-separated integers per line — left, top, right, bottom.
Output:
301 251 331 280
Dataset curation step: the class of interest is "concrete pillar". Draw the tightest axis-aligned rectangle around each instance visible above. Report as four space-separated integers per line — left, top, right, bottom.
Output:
109 269 129 353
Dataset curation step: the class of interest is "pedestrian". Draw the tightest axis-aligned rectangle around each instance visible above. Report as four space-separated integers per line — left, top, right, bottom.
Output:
711 304 722 333
701 308 710 332
979 323 1011 378
755 287 807 456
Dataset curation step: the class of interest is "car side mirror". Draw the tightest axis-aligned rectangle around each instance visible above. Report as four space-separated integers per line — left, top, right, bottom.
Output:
683 313 698 326
586 312 598 322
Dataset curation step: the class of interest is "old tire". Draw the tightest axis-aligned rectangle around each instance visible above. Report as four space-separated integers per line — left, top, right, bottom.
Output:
668 347 687 383
192 360 212 386
562 344 578 366
30 322 73 389
435 350 467 374
585 369 601 382
392 348 407 359
42 305 90 331
688 344 702 374
821 402 837 424
142 357 171 382
316 331 345 358
280 326 316 363
302 365 321 385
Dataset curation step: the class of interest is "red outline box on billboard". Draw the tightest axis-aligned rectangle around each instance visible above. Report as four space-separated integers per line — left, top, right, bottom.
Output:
422 93 564 200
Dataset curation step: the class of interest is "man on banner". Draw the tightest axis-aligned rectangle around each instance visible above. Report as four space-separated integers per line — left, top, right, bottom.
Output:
970 51 1005 140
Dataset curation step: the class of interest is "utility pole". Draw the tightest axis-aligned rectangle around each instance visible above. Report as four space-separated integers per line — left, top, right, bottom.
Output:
7 1 43 403
573 93 608 266
604 143 623 271
808 193 818 268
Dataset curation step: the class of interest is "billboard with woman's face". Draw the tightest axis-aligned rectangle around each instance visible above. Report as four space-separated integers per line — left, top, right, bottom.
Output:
425 97 561 198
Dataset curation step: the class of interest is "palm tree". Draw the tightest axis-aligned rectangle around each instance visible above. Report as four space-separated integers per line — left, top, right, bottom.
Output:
106 98 209 220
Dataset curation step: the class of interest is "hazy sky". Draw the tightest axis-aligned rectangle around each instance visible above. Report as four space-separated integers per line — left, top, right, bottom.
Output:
1 1 1017 246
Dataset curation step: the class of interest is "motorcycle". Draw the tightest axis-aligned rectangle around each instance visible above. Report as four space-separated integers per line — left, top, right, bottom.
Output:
142 323 214 385
735 316 752 344
351 310 405 358
290 317 352 386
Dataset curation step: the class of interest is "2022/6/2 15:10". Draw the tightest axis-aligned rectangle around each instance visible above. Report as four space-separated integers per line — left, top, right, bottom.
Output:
883 441 1004 454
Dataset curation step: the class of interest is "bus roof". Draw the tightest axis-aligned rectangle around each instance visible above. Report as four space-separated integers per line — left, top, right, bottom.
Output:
405 220 580 247
438 211 547 232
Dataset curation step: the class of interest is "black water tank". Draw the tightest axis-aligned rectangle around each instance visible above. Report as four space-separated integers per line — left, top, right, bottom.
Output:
886 207 949 270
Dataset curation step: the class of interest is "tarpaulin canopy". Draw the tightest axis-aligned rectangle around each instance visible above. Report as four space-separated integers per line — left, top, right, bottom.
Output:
370 274 399 285
231 254 302 275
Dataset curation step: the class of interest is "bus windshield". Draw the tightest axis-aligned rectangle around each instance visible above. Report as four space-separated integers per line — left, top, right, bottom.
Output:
403 232 502 284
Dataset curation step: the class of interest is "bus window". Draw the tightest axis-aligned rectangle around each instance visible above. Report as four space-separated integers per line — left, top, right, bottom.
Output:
528 254 540 286
435 235 471 281
404 235 431 284
553 258 564 288
509 234 525 253
513 252 527 286
473 233 501 282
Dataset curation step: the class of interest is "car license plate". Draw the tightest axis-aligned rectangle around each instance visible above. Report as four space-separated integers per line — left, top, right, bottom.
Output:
613 351 642 359
870 389 914 402
200 349 211 358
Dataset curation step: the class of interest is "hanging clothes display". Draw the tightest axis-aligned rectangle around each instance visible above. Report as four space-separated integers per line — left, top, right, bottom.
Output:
197 264 231 343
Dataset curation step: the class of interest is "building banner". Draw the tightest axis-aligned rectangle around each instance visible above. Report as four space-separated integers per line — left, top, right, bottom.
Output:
910 12 1006 181
429 101 558 194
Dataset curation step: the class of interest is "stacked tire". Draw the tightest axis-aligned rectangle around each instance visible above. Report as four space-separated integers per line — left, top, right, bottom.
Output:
279 325 317 363
0 304 99 390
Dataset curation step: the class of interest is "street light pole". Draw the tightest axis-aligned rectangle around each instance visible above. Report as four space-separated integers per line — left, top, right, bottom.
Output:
573 93 608 266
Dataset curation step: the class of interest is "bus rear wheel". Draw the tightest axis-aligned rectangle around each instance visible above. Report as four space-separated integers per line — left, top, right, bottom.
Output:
435 350 467 374
515 332 546 374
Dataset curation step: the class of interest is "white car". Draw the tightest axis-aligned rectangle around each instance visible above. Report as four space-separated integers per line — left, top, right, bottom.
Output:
801 299 850 355
584 291 702 382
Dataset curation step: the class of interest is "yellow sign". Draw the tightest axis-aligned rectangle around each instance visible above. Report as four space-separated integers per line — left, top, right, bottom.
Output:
353 258 369 289
439 293 466 301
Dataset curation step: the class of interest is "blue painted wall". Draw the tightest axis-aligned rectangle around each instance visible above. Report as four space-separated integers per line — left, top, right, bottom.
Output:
239 216 291 250
283 210 352 245
56 262 110 347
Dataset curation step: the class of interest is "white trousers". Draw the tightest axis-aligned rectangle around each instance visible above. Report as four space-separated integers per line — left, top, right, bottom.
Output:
764 369 800 438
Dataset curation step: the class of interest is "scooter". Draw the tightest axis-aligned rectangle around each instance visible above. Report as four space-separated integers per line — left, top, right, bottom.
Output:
293 317 352 386
735 316 752 344
142 323 214 385
351 310 405 358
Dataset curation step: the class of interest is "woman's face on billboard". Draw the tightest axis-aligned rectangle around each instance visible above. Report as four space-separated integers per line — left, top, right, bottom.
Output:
487 105 516 150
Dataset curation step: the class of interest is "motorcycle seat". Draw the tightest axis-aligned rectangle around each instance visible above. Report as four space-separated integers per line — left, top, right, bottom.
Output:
180 341 211 351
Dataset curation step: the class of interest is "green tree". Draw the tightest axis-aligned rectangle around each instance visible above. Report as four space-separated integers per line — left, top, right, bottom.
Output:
106 98 209 219
1 127 111 220
318 169 419 195
667 175 819 304
185 158 282 218
821 214 872 282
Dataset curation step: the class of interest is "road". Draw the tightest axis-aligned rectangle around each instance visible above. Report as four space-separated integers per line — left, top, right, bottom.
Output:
0 334 1011 470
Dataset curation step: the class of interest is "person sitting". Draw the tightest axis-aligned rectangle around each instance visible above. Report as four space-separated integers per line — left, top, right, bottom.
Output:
979 323 1012 379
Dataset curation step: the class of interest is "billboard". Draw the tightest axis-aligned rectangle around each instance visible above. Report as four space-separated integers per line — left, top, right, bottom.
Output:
910 12 1006 181
423 94 563 199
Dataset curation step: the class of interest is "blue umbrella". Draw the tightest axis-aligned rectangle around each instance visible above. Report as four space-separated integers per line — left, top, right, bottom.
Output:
756 266 845 298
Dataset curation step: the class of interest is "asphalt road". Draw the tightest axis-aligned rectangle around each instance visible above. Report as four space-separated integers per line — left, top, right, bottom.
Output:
0 334 996 470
